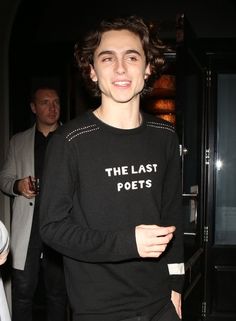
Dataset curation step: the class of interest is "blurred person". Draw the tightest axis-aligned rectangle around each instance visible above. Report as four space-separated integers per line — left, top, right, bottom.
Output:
0 220 9 265
40 16 185 321
0 219 11 321
0 86 68 321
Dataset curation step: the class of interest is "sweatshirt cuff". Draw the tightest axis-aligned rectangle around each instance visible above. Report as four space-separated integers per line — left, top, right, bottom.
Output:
117 228 139 259
170 275 185 294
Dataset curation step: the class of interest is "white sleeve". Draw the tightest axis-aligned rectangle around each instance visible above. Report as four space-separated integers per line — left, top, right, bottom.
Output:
0 220 9 254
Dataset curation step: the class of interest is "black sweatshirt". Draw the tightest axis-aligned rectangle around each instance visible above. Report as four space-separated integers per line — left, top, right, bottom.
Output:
40 111 185 321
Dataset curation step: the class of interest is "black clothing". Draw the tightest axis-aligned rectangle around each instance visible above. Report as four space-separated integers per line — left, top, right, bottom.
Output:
40 111 184 321
73 301 180 321
29 129 53 247
12 246 67 321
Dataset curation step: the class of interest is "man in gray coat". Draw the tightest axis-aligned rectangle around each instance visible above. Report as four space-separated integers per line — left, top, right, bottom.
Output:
0 86 68 321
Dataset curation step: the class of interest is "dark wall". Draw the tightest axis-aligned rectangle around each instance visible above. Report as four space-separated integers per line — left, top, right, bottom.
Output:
9 0 236 134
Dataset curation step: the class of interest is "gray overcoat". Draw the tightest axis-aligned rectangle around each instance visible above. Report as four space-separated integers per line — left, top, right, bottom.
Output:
0 125 35 270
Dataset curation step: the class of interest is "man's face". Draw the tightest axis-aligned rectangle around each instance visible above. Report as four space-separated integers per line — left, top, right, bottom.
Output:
30 89 60 126
90 29 150 104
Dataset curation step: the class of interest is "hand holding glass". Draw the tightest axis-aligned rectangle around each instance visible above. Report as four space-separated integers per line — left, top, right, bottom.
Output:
29 176 40 194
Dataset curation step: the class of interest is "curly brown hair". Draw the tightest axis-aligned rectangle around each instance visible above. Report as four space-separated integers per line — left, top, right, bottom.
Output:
74 15 168 97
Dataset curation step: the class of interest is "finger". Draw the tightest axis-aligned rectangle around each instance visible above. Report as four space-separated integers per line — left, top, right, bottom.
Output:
148 233 173 245
139 224 161 229
145 245 167 254
23 191 31 198
156 233 173 243
154 226 176 237
141 251 163 258
143 251 163 258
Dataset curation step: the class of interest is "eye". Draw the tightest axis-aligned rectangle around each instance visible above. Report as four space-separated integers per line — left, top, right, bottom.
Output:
39 100 50 107
101 56 113 62
127 55 139 62
39 100 47 105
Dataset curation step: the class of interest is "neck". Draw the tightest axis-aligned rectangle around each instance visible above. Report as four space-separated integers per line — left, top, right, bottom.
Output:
95 107 142 129
95 100 142 129
36 122 59 137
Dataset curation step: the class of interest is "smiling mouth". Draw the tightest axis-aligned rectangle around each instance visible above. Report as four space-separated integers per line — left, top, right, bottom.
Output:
113 81 131 87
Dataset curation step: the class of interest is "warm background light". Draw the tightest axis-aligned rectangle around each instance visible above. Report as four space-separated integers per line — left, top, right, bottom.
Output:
144 75 176 125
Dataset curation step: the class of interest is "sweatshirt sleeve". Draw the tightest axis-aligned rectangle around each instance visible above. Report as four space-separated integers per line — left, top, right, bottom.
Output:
39 132 139 263
161 133 185 293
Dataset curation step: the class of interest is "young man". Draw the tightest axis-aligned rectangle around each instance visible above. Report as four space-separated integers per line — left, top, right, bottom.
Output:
0 86 68 321
40 16 185 321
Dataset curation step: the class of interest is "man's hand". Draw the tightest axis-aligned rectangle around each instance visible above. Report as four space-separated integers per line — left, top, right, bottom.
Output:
17 177 37 199
171 290 182 319
135 224 175 258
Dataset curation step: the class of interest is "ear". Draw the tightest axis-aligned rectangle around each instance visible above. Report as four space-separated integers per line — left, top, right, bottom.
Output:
144 63 151 79
90 64 98 82
30 103 36 114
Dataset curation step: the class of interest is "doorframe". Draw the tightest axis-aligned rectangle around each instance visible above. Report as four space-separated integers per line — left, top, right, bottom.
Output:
203 50 236 320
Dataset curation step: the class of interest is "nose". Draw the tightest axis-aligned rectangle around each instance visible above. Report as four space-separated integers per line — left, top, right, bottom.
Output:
49 103 56 111
115 58 126 75
49 101 59 111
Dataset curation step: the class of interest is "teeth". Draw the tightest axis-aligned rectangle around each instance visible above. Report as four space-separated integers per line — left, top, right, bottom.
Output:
114 81 130 86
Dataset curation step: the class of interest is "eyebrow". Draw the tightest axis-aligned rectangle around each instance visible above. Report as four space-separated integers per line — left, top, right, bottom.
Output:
97 49 142 58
